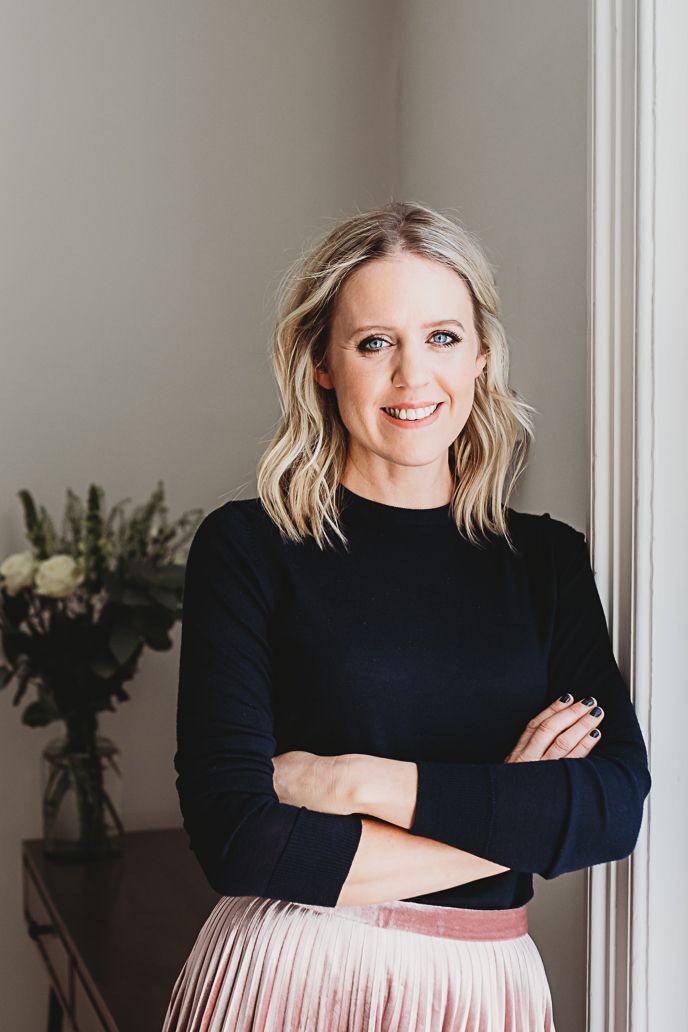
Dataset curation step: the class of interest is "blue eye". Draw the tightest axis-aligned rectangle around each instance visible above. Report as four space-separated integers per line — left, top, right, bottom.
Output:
357 330 463 355
358 336 387 353
430 331 462 346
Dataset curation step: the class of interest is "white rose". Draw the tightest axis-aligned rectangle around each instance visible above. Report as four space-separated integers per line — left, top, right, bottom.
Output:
35 554 85 599
0 550 39 595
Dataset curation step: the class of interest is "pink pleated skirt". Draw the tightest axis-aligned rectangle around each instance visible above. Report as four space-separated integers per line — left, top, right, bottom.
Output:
162 895 556 1031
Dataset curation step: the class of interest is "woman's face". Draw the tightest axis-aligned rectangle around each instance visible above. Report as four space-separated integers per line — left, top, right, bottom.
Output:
315 251 487 497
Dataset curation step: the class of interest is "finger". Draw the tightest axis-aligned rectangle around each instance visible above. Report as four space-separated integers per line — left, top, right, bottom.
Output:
507 694 578 757
538 704 604 760
512 695 598 760
514 697 600 761
565 726 602 758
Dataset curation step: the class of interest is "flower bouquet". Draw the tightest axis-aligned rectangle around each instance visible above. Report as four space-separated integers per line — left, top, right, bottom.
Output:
0 481 203 860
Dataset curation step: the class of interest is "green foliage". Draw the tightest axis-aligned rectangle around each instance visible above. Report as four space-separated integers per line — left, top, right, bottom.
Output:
18 490 50 559
0 481 204 730
82 484 108 592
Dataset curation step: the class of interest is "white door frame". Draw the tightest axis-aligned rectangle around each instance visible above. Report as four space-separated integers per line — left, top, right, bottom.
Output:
588 2 650 1028
589 0 688 1028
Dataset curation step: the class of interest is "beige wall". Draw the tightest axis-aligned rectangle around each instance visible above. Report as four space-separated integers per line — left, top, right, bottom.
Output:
1 2 588 1028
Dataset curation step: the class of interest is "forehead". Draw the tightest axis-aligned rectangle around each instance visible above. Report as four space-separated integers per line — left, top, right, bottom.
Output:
332 253 474 332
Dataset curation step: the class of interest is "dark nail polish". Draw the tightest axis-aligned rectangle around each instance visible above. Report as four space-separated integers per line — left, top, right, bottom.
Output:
591 706 602 717
590 729 600 737
582 697 595 706
559 694 572 703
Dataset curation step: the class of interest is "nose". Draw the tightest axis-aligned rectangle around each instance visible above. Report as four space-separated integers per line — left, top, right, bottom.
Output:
391 341 432 391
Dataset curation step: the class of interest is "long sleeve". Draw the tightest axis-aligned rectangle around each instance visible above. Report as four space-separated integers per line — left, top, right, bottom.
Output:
408 514 652 879
174 503 363 906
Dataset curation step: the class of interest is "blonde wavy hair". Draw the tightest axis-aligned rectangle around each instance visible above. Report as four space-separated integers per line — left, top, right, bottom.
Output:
256 200 536 553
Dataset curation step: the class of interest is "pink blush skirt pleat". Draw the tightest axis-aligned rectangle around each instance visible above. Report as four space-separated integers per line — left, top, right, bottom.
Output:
162 895 556 1031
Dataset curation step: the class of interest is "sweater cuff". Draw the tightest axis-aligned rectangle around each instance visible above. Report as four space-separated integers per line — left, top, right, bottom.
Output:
409 760 494 857
266 808 363 907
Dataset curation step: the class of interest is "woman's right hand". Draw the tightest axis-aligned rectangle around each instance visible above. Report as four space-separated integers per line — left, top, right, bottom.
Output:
504 694 604 762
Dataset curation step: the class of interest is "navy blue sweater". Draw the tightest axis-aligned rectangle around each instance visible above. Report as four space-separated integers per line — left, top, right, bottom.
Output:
174 485 651 909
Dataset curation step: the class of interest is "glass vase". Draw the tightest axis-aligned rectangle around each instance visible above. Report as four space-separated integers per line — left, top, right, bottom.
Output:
41 715 124 861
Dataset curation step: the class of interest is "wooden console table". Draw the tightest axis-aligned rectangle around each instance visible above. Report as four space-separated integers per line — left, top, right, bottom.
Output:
22 828 219 1031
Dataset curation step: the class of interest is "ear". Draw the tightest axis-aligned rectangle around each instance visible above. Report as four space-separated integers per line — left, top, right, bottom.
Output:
474 350 488 378
314 361 334 391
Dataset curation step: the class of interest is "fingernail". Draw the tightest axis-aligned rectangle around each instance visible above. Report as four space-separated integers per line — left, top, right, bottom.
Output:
591 706 602 717
590 729 600 737
559 694 572 703
582 697 595 706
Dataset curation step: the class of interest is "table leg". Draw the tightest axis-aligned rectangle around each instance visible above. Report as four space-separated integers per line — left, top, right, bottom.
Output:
47 984 63 1032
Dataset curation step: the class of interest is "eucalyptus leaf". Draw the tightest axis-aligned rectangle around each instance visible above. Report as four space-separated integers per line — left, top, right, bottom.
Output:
22 698 60 727
12 667 30 705
122 587 153 606
128 606 173 639
124 559 157 584
150 564 186 590
89 656 120 679
108 624 141 666
146 586 178 611
146 630 174 651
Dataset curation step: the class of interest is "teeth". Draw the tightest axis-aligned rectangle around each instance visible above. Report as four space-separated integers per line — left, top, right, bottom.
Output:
382 404 439 421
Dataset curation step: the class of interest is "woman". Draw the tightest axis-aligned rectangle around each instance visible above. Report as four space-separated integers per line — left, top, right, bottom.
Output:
162 200 651 1030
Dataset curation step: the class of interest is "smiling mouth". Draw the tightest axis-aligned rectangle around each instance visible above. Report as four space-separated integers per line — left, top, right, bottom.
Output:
380 402 443 424
381 404 441 416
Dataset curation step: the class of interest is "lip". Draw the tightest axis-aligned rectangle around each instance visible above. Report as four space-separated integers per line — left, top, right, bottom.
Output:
380 402 443 428
380 401 440 408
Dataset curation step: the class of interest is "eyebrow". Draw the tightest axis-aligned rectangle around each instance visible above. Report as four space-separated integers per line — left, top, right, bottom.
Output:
350 318 466 335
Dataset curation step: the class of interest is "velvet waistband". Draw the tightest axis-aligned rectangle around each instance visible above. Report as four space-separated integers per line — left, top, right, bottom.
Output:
300 898 529 941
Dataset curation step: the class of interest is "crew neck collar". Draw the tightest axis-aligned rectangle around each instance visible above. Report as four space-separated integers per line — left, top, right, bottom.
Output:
337 484 453 526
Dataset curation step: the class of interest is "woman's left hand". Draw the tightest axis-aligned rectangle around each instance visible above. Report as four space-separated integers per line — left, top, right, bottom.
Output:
272 750 356 815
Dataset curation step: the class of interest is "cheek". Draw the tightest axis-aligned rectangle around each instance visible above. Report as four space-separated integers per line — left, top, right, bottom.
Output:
445 366 477 402
336 366 380 411
332 383 374 435
446 379 478 425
